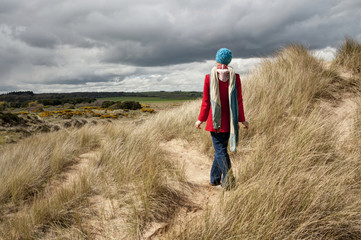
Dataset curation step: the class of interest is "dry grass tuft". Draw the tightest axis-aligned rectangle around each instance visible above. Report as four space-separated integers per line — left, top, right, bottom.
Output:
1 173 92 240
243 45 345 135
333 37 361 76
0 126 100 239
94 121 190 238
0 126 100 205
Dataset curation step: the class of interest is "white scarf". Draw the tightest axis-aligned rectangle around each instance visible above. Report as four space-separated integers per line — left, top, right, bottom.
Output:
210 66 239 151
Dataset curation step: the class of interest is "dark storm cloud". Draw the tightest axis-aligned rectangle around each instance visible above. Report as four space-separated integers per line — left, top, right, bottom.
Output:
97 0 361 66
0 0 360 93
2 0 360 64
0 1 19 14
18 27 60 49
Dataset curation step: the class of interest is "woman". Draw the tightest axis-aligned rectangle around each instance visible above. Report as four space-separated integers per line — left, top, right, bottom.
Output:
195 48 248 189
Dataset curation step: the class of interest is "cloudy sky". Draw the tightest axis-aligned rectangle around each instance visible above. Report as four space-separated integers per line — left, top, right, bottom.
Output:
0 0 360 93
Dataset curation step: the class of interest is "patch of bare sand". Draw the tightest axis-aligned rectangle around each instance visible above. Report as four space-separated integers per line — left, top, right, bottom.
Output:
44 149 129 239
143 139 221 239
333 97 358 143
85 195 128 240
320 61 359 144
41 151 98 194
64 149 130 239
318 96 358 158
322 60 355 80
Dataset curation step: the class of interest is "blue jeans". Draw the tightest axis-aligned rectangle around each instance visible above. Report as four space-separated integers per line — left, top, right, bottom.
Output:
210 132 231 185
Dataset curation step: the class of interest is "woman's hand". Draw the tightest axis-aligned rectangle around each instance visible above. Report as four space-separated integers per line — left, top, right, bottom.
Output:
195 120 203 129
241 121 249 129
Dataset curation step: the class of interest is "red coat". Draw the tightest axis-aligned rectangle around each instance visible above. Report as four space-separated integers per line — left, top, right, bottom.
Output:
198 73 245 132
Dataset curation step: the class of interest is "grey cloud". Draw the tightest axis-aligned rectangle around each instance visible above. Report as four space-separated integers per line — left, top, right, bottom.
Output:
97 0 361 66
0 24 58 81
42 74 126 85
101 42 210 66
18 27 60 48
0 0 360 93
3 0 360 65
0 1 20 14
0 84 20 93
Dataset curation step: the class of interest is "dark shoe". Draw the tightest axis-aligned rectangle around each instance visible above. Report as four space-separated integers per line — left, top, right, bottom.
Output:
210 180 221 186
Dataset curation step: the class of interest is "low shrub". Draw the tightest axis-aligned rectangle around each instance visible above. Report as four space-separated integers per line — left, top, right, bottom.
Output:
0 101 8 111
101 101 115 108
108 101 142 110
0 112 24 125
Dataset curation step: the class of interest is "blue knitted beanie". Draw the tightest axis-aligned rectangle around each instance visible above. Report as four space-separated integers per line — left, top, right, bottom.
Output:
215 48 232 65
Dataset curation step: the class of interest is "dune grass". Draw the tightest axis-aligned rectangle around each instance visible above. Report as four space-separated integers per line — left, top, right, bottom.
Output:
333 37 361 76
0 126 100 205
1 173 92 240
94 122 190 238
0 121 190 239
173 109 361 239
166 44 361 239
0 126 101 239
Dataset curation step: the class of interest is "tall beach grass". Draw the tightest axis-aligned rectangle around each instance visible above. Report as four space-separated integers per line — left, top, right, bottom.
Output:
169 43 361 239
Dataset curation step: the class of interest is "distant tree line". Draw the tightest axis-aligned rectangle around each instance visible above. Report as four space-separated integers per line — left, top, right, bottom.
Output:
1 98 96 108
37 98 96 106
5 91 34 96
1 91 201 102
0 91 202 109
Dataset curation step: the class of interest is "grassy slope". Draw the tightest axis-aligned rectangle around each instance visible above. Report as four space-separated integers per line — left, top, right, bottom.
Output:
170 43 361 239
0 39 360 239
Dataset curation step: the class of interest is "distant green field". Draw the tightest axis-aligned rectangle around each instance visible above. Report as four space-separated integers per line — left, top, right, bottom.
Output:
97 96 199 103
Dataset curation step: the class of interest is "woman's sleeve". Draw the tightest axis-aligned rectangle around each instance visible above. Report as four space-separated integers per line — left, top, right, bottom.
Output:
198 74 210 122
236 74 246 122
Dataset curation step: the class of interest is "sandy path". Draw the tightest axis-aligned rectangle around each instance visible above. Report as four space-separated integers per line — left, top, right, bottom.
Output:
144 139 221 239
322 61 359 144
333 97 358 143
